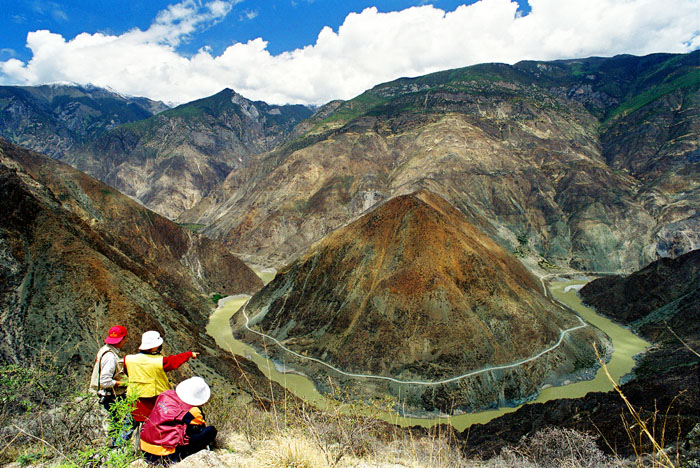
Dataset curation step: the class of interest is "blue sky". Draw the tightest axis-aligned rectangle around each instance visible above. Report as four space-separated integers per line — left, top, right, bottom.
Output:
2 1 532 61
1 0 697 105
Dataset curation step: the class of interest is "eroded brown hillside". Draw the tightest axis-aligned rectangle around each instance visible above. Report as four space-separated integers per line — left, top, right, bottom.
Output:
232 190 605 413
183 52 699 273
0 138 262 386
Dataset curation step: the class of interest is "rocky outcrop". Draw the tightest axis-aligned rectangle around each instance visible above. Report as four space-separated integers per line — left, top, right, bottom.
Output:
464 250 700 459
64 89 313 219
461 363 700 459
232 190 606 414
0 138 262 383
183 52 699 273
579 249 700 377
0 84 167 158
579 249 700 332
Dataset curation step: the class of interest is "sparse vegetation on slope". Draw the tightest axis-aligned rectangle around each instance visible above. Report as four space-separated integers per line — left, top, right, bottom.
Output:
5 353 697 467
184 51 699 273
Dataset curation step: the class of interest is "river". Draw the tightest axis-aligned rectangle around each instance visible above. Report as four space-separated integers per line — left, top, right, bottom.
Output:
206 276 649 431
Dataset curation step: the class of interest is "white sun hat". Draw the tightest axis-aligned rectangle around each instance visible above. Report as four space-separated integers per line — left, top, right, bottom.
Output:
176 377 211 406
138 330 164 350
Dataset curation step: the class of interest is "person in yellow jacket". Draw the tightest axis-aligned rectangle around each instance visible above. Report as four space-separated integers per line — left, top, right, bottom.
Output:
124 330 199 423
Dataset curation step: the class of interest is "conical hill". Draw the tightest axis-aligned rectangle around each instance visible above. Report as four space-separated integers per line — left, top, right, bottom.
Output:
233 190 605 413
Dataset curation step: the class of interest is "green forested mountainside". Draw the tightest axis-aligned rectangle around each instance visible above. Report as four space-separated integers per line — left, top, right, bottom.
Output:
0 138 262 383
183 51 699 272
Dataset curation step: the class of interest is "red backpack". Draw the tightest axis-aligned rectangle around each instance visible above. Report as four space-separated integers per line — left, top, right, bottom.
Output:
140 390 193 448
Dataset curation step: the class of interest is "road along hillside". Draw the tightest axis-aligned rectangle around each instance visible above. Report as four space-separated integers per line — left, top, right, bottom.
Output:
207 277 649 431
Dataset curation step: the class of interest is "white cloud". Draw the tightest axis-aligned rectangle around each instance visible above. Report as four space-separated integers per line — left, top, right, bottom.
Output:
2 0 698 105
30 1 68 22
240 9 259 20
137 0 233 46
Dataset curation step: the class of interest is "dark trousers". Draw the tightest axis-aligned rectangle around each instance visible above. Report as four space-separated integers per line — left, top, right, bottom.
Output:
144 426 217 466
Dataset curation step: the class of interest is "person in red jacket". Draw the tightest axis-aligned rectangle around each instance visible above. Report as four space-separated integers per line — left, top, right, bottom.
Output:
123 330 199 422
139 376 217 465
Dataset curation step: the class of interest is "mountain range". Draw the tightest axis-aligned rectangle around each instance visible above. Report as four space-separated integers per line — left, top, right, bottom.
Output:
181 52 699 272
63 89 313 218
2 52 697 273
0 51 698 428
0 83 168 159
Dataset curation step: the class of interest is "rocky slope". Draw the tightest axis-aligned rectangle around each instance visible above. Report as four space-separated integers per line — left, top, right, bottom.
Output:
0 83 167 158
462 363 699 459
231 190 605 414
0 138 263 385
579 248 700 377
466 251 700 458
183 52 699 272
63 89 313 219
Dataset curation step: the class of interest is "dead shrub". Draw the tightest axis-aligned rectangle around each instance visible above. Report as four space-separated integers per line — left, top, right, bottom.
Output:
0 345 103 465
491 427 622 468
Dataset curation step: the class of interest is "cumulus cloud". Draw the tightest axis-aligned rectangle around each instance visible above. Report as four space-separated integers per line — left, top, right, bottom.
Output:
2 0 698 105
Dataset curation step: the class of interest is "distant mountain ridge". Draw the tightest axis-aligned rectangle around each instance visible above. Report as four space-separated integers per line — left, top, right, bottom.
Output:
0 84 314 220
63 88 314 218
0 83 169 158
183 51 699 272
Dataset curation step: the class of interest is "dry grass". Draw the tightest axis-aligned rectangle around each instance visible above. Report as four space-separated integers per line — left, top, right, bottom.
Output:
594 344 681 468
188 382 631 468
253 434 327 468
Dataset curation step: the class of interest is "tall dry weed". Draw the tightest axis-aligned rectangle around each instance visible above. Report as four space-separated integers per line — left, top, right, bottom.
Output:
594 343 680 468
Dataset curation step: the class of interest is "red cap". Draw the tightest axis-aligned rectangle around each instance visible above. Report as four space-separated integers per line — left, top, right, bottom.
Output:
105 326 128 345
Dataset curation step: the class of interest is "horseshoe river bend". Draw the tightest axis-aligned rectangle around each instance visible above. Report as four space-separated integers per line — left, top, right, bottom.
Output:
206 273 649 432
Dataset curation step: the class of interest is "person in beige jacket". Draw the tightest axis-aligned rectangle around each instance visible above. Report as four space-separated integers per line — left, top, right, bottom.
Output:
90 325 129 411
90 325 134 444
